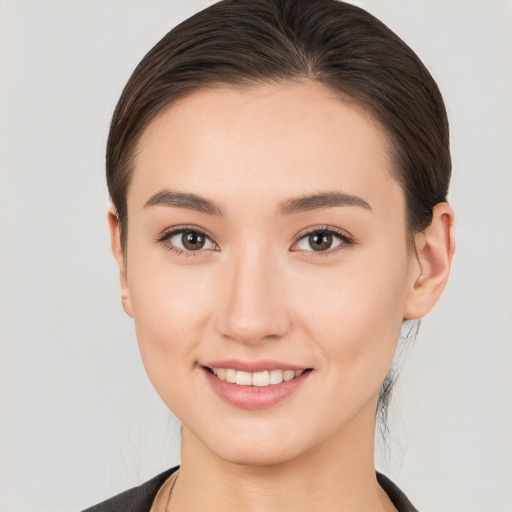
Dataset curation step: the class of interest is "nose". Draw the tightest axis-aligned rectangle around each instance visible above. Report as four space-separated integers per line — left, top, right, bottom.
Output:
214 248 292 345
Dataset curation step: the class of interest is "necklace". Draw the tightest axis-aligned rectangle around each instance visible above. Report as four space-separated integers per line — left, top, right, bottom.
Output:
165 470 180 511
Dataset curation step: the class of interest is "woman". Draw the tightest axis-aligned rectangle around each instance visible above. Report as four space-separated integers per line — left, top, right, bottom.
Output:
84 0 454 510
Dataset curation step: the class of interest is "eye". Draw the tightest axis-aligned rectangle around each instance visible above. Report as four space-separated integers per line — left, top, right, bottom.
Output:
292 228 353 253
158 227 216 254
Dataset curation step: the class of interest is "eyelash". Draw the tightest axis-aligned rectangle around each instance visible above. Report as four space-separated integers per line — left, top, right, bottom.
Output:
292 227 354 256
156 225 217 257
156 225 354 257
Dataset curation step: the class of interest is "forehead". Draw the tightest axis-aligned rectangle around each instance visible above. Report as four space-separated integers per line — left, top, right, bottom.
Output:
130 81 402 214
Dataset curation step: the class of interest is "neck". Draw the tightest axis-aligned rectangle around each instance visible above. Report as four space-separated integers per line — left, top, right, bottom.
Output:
169 397 395 512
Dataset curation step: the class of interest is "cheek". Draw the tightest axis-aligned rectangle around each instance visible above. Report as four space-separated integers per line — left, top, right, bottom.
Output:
293 248 410 382
126 253 216 394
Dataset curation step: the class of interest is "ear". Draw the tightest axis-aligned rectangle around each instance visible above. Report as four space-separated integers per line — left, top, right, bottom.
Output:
403 202 455 320
107 205 134 318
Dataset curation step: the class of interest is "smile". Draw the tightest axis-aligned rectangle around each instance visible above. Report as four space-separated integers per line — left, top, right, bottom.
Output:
202 364 313 409
207 367 307 387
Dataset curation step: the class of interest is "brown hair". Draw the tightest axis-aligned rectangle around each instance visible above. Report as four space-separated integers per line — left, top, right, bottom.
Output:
106 0 450 427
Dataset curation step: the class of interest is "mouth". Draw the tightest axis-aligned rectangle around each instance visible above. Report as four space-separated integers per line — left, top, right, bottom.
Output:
204 366 312 387
201 364 313 409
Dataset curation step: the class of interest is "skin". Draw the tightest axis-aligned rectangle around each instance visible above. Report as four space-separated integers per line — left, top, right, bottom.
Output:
109 82 455 511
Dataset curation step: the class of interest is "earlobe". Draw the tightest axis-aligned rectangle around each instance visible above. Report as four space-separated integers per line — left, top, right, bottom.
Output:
107 205 134 318
403 203 455 320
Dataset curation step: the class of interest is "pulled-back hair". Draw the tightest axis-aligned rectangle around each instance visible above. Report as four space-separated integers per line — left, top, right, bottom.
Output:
106 0 451 427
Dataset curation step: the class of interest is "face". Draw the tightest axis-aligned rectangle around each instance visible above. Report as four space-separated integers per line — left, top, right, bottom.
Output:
116 82 420 466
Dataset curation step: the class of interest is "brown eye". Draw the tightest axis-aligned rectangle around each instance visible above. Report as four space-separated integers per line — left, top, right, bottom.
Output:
293 229 350 253
165 229 215 253
182 231 206 250
308 233 333 251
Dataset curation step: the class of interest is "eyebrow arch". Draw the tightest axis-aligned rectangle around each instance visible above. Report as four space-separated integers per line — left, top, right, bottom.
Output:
277 192 371 215
144 189 370 216
144 189 224 216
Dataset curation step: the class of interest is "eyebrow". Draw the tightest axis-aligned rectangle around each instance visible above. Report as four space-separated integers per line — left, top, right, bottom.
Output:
143 189 371 216
144 190 224 215
277 191 371 215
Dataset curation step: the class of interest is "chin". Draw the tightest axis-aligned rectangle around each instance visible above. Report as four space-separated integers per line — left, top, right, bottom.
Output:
199 426 314 468
214 444 301 467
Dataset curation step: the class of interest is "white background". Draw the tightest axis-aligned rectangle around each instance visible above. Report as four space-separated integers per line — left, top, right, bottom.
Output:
1 1 511 511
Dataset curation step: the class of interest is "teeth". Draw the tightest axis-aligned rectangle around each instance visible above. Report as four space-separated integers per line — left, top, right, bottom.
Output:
235 371 252 386
252 371 270 387
210 367 308 387
283 370 295 382
225 368 237 384
269 369 284 385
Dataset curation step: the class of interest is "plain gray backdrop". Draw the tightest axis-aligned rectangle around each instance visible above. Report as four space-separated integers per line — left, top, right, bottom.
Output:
1 1 511 511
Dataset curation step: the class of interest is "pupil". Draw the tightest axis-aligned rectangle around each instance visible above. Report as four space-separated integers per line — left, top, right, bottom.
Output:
310 233 332 251
183 232 205 250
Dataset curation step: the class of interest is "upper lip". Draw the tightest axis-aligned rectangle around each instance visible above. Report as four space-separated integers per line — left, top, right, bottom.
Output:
202 359 310 372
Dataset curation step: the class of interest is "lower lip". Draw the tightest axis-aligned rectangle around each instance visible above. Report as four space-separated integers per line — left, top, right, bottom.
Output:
202 367 312 410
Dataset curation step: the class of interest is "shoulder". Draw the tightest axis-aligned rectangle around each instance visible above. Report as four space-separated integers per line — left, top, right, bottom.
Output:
377 472 419 512
82 467 415 512
82 466 179 512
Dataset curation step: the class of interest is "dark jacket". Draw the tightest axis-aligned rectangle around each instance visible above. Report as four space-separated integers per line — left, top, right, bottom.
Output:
83 466 418 512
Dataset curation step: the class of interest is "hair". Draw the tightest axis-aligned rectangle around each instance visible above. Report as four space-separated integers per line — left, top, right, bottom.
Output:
106 0 451 427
